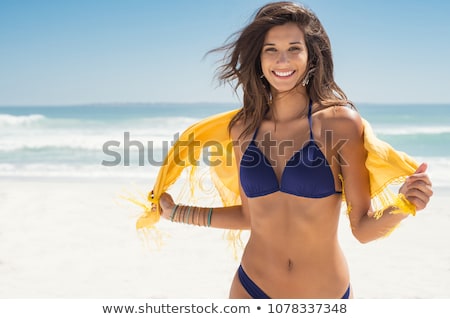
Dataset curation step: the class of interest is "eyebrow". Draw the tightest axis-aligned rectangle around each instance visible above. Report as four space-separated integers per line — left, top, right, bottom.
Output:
263 41 304 46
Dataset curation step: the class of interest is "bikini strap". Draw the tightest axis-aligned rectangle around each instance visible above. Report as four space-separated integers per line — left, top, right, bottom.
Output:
307 99 314 140
251 127 259 141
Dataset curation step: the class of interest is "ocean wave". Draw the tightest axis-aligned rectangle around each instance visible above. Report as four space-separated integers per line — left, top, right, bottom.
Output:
0 114 46 127
0 136 106 152
0 133 174 152
373 125 450 135
0 163 159 180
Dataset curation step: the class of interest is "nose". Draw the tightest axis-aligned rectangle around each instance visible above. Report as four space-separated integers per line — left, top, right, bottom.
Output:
277 51 288 64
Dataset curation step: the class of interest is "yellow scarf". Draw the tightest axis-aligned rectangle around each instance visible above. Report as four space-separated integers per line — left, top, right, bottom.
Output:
134 108 418 241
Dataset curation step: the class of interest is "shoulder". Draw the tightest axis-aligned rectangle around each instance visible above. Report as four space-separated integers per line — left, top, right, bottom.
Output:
230 116 255 143
316 104 364 139
229 118 251 159
229 119 244 141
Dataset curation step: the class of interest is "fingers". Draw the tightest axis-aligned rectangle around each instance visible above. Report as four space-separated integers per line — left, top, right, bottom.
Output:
407 170 432 185
404 176 433 193
148 192 175 217
158 192 176 217
400 163 433 211
405 162 433 190
404 190 432 211
414 162 428 174
402 178 433 211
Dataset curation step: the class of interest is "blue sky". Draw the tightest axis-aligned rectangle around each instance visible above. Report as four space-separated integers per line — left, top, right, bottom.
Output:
0 0 449 105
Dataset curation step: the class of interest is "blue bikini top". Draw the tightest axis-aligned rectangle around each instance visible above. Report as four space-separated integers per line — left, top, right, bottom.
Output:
239 100 342 198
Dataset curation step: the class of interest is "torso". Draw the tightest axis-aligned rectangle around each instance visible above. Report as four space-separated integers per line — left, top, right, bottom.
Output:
230 103 351 298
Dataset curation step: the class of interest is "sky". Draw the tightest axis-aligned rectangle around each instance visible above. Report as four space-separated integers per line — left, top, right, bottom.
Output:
0 0 449 106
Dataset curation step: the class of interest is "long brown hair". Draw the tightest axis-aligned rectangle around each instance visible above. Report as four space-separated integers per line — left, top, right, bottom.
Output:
208 1 353 139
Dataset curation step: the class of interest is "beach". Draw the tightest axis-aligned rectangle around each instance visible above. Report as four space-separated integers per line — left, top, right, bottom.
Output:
1 103 449 299
0 176 449 299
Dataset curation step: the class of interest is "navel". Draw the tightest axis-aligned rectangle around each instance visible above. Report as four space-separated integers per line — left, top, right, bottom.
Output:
287 259 294 271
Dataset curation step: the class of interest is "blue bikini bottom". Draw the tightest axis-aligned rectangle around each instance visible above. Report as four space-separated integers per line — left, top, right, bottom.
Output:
238 265 350 299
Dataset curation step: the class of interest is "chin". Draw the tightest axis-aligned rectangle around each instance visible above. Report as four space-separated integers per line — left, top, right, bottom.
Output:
272 85 300 94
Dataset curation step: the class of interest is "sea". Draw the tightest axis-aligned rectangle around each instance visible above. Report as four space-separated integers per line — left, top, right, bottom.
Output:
1 103 449 187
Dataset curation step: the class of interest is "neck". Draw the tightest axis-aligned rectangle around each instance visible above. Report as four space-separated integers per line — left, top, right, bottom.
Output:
269 88 310 123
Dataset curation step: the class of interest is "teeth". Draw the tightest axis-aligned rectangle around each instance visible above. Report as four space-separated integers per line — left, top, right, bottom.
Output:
274 70 294 77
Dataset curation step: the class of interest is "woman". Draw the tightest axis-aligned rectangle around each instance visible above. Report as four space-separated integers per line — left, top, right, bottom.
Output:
152 1 433 298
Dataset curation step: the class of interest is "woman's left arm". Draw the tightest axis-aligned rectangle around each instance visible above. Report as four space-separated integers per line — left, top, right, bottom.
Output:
335 108 433 243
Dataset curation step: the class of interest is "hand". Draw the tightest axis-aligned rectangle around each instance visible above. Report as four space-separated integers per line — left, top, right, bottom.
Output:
158 192 176 220
399 163 433 211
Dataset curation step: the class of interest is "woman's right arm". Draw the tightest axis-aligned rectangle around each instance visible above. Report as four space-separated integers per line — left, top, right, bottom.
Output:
158 192 250 230
158 121 251 230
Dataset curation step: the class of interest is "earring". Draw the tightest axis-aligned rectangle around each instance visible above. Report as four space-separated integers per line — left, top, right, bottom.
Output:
301 68 316 87
301 75 310 86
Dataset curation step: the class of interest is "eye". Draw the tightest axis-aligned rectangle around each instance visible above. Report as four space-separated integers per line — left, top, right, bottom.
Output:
263 47 277 53
289 46 301 52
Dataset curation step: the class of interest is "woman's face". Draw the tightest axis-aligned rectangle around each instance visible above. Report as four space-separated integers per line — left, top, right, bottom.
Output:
260 22 309 94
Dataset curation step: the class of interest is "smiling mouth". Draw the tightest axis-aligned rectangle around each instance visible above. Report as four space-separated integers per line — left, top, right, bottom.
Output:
273 70 295 77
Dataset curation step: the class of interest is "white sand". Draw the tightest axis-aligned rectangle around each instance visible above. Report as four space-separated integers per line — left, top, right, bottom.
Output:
0 177 449 298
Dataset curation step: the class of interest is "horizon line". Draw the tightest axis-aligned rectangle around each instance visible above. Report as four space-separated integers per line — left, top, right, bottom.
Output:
1 101 450 107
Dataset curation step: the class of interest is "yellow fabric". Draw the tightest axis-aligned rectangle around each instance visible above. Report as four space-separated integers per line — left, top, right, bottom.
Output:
361 118 418 218
137 108 418 235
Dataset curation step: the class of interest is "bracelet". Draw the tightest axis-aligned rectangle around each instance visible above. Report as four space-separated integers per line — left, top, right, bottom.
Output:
171 205 213 227
170 204 179 222
195 206 201 226
203 207 207 226
207 207 213 227
185 206 192 224
175 206 186 223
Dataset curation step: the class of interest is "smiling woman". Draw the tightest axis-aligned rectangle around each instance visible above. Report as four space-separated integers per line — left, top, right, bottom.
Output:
139 1 433 299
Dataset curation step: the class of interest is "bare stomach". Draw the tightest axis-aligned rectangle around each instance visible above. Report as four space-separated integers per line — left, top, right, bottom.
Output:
230 233 350 298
